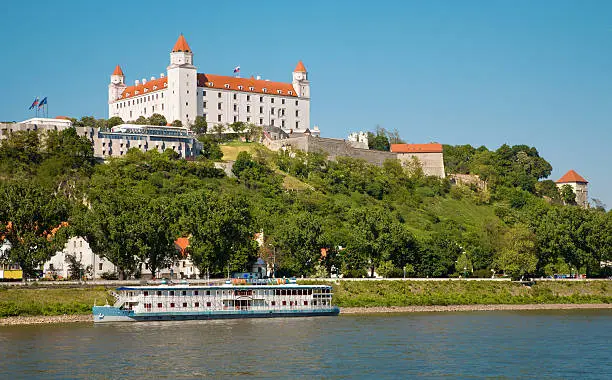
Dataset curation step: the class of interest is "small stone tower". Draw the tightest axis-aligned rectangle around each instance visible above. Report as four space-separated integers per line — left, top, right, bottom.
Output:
108 65 126 116
556 169 589 208
167 34 197 127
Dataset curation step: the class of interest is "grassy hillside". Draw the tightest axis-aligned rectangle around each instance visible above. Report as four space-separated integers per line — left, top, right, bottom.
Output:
0 286 111 317
307 280 612 307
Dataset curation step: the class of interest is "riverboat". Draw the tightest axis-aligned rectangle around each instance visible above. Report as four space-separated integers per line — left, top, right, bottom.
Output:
92 278 339 322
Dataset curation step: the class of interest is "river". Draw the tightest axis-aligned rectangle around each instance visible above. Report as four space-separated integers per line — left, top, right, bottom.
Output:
1 310 611 379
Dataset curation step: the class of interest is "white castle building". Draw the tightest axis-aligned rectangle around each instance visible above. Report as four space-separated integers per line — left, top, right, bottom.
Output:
108 35 311 132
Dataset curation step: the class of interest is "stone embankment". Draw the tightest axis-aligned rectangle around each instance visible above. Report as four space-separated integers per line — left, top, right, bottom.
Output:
340 303 612 314
0 314 91 326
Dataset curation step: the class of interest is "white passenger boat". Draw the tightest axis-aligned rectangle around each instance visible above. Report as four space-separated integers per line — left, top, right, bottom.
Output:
93 278 339 322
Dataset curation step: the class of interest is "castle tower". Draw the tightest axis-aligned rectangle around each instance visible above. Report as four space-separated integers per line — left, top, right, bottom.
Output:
292 61 310 129
167 34 197 126
108 65 127 116
556 169 589 208
292 61 310 98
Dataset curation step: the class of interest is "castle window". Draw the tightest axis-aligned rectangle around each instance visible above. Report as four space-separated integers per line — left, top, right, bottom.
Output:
203 90 206 96
224 84 230 89
218 115 222 122
247 95 251 101
259 106 263 114
238 85 243 90
295 110 299 117
288 91 293 95
282 120 285 128
153 86 157 90
249 86 254 91
282 99 285 105
262 88 267 93
209 82 214 87
260 96 263 102
277 90 282 94
271 119 274 126
218 103 222 110
233 94 237 100
246 105 250 113
233 104 237 112
218 93 222 98
162 93 164 98
203 101 207 108
162 104 164 110
295 100 298 106
271 107 275 115
202 113 206 120
234 116 237 122
246 117 250 122
296 121 299 128
259 118 263 125
164 83 167 87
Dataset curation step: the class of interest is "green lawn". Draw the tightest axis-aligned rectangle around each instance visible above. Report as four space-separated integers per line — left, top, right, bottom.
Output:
0 286 111 317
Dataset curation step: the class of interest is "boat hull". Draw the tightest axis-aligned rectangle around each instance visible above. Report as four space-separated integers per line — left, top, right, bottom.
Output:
93 306 340 323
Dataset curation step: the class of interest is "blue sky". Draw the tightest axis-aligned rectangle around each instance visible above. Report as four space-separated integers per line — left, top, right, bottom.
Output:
1 1 611 207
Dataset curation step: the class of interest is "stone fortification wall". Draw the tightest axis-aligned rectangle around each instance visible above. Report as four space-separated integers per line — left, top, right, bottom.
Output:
264 135 397 167
397 152 446 178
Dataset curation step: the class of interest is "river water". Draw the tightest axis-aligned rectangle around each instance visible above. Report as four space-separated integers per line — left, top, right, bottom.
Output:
1 310 611 379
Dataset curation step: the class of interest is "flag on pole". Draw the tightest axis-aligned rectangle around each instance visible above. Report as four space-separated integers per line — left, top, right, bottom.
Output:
38 97 47 108
28 97 39 110
233 66 240 73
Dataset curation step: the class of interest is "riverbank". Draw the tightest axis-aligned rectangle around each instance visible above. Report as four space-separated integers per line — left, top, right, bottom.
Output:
3 303 612 326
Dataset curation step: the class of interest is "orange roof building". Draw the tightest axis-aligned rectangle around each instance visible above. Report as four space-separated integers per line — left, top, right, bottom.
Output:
555 169 589 208
556 169 588 184
391 143 446 178
108 34 312 134
390 143 443 153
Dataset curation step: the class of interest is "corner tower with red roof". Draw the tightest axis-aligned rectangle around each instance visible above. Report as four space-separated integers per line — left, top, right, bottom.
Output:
556 169 589 208
107 35 311 133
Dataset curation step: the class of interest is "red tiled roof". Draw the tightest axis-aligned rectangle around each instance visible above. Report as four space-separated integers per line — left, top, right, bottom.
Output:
197 73 297 97
118 72 298 100
556 169 588 184
112 64 124 76
175 237 189 251
391 143 443 153
172 34 191 53
120 77 167 99
294 61 307 72
55 116 71 120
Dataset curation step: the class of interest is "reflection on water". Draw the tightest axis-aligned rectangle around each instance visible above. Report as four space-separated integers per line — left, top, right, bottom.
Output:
1 310 611 379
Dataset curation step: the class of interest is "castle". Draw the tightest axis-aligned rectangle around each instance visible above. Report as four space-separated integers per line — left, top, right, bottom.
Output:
108 35 311 133
556 169 589 208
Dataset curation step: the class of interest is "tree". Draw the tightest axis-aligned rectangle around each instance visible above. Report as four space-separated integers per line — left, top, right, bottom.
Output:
107 116 124 128
66 254 84 280
172 120 183 128
148 113 167 126
0 181 70 277
135 116 148 125
273 212 325 276
198 135 223 160
175 190 258 276
192 116 207 134
230 121 247 135
493 225 537 279
560 185 577 205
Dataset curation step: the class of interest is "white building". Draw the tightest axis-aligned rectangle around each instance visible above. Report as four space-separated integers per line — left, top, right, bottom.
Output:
108 35 311 133
43 237 117 280
92 124 201 159
556 169 589 208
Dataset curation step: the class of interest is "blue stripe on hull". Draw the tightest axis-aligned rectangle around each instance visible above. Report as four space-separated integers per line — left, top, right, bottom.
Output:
93 306 339 323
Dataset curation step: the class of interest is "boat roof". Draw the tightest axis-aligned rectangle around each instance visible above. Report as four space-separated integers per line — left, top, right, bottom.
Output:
117 284 332 291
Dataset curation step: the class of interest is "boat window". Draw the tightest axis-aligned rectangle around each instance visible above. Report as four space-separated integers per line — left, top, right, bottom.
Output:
304 301 308 305
275 289 281 296
271 301 276 306
313 301 317 306
144 291 149 296
157 291 162 296
182 302 187 307
194 291 199 296
282 301 287 306
182 291 187 296
170 303 175 308
170 291 175 296
206 302 211 307
281 290 286 296
205 290 209 295
195 302 199 307
157 303 162 308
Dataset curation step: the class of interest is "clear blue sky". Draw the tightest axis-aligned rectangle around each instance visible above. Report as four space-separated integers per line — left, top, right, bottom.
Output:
2 1 611 208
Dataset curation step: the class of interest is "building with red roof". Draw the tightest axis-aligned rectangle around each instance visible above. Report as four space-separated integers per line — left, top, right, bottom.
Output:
556 169 589 208
390 143 445 178
108 35 311 134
